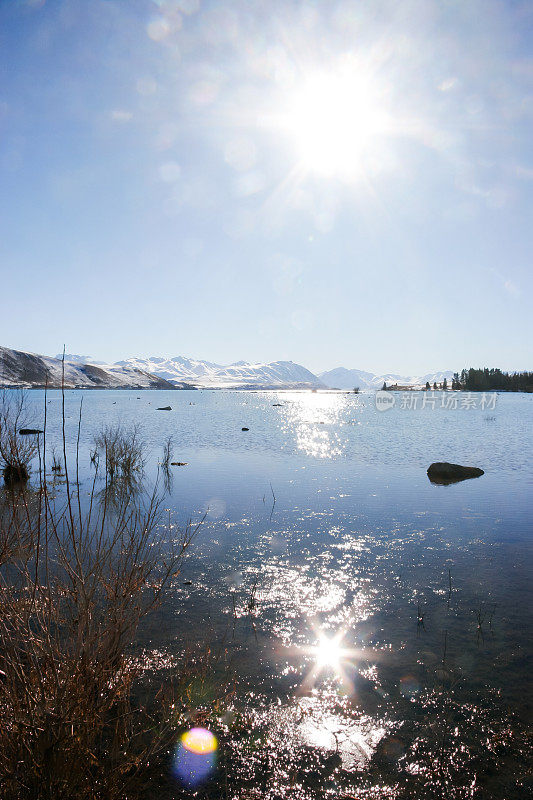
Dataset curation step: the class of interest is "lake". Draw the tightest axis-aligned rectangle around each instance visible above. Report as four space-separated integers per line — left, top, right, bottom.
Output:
16 388 533 797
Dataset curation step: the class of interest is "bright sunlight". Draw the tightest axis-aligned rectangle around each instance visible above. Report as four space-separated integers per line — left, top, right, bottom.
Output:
280 64 392 178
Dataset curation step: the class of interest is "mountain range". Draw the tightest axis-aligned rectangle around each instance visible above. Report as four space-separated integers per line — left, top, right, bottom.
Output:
0 347 323 390
318 367 454 390
1 344 453 391
112 355 323 389
0 346 189 390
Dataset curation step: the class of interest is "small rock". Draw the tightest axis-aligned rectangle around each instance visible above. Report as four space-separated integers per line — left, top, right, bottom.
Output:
156 406 172 411
272 403 283 407
19 428 43 435
242 427 249 431
427 462 484 485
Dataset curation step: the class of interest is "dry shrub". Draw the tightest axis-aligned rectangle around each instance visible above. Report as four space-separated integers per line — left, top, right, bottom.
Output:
0 390 39 486
93 423 146 484
0 394 200 799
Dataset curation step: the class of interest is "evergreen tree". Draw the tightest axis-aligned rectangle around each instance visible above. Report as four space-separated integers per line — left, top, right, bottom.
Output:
443 377 448 390
425 381 431 390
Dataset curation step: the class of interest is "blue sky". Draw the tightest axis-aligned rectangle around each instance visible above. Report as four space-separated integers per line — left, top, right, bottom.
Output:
0 0 531 374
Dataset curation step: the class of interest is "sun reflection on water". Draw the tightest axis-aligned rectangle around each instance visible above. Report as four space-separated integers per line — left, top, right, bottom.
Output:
313 630 347 671
279 392 354 458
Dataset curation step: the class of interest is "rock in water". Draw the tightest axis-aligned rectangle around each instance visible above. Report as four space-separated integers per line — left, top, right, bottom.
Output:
242 427 249 431
427 462 484 485
156 406 172 411
19 428 43 435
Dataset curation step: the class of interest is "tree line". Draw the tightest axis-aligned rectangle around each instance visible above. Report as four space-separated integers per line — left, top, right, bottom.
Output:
381 369 532 392
451 368 533 392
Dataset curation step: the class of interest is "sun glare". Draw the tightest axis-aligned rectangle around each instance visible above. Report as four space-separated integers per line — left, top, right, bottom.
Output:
314 631 346 671
281 66 391 178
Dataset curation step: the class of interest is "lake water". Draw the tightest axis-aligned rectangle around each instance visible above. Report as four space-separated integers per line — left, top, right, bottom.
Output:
15 388 533 797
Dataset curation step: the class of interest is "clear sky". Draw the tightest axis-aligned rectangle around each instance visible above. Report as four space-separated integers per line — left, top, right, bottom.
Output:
0 0 531 375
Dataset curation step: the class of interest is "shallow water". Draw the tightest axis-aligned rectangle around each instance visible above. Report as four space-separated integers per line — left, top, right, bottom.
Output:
14 388 533 796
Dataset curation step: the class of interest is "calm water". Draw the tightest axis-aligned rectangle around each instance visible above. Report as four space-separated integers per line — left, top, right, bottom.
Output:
17 389 533 796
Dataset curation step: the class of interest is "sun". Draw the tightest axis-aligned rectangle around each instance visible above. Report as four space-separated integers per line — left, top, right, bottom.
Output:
280 65 391 179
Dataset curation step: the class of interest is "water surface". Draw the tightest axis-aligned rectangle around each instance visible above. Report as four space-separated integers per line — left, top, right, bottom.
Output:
18 388 533 797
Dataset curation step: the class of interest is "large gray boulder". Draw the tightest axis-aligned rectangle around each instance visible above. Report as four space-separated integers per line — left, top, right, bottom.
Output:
427 462 484 485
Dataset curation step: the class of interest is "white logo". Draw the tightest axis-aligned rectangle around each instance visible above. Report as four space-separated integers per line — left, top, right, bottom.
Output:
375 390 395 411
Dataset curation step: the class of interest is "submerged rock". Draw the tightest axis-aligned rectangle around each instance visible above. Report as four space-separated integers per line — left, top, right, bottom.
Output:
427 462 484 485
156 406 172 411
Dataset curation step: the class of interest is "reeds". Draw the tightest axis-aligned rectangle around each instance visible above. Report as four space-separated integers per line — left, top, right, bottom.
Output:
161 435 173 471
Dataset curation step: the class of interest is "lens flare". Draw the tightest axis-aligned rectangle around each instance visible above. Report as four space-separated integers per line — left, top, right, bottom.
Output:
182 727 218 754
172 727 217 787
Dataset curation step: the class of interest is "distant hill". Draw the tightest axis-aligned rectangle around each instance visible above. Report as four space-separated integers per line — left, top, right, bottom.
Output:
319 367 454 390
0 346 190 389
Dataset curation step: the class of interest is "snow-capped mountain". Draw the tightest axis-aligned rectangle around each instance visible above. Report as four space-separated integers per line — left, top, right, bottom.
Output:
1 347 323 390
115 356 324 389
0 346 189 389
54 353 106 366
2 344 454 392
319 367 454 390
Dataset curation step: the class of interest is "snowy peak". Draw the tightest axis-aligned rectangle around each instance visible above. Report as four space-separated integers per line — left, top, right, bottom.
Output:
115 356 324 389
53 353 106 365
